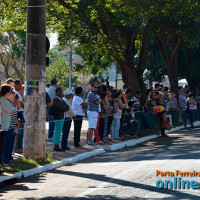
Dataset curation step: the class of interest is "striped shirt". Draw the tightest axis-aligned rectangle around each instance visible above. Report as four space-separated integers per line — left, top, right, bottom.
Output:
131 96 140 112
9 102 18 129
87 92 99 112
1 97 15 131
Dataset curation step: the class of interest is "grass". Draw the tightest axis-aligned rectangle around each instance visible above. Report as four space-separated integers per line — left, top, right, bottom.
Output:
0 153 56 173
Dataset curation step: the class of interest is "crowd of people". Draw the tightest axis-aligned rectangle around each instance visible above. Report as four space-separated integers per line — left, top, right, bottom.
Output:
0 79 24 174
0 77 200 174
46 80 200 151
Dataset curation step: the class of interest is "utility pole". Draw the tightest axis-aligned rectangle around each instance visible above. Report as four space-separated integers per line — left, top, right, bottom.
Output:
24 0 46 159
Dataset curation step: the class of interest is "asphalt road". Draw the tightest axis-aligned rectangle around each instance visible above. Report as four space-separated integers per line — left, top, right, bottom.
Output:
1 127 200 199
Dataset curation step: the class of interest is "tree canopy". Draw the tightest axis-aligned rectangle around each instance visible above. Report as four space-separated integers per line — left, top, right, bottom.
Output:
1 0 200 93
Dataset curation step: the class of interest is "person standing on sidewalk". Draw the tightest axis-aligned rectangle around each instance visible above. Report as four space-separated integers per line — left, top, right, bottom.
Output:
2 93 20 165
87 84 102 145
13 80 24 152
187 92 197 128
61 90 76 150
52 88 69 151
0 85 16 174
72 87 88 147
47 79 57 141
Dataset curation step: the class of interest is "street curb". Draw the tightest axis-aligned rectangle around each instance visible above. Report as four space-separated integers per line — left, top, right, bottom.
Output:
110 135 158 151
1 122 199 184
0 172 22 183
166 121 200 134
0 149 106 183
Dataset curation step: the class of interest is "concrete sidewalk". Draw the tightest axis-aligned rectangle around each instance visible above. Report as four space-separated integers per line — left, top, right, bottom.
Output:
45 119 127 160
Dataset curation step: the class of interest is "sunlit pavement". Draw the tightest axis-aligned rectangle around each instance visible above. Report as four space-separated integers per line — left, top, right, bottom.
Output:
1 127 200 199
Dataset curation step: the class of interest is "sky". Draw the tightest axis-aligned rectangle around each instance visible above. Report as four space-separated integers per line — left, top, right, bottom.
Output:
48 33 58 49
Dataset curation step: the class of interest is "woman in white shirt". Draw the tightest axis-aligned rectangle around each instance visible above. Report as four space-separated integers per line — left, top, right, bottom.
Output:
72 87 88 147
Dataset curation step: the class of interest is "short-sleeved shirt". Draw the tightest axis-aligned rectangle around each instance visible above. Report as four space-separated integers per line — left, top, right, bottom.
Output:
168 97 177 109
1 97 15 131
179 95 187 109
9 102 18 129
72 96 85 116
131 96 140 112
87 92 99 113
47 85 57 103
162 95 169 110
14 90 24 112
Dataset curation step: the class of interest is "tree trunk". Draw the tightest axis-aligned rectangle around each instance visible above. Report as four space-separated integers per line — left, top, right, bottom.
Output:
4 65 9 79
24 0 46 159
185 48 196 91
116 60 140 95
155 33 181 94
167 51 178 94
13 61 25 82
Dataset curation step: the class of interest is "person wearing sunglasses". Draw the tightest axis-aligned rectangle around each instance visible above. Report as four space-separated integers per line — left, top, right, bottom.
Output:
87 83 101 145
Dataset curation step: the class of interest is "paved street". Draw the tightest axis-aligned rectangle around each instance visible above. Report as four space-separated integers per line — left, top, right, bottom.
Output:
1 127 200 199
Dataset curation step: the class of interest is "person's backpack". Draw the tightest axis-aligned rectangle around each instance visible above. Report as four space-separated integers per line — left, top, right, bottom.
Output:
48 105 60 117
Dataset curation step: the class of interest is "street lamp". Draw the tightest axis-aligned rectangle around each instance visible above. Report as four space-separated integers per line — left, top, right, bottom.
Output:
60 46 83 89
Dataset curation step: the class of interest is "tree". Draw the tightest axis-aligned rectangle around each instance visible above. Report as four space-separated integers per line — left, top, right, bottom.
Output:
146 40 167 85
48 0 156 94
178 43 200 90
2 0 200 94
153 0 200 93
0 31 25 81
74 42 113 77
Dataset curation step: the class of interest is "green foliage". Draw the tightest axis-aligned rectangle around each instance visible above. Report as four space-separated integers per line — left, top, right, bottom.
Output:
146 40 167 82
74 42 113 76
0 31 25 80
178 43 200 89
1 0 200 90
46 46 79 89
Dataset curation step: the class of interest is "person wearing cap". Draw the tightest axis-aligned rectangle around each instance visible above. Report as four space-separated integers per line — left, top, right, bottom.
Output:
61 90 76 150
71 83 78 94
47 79 58 141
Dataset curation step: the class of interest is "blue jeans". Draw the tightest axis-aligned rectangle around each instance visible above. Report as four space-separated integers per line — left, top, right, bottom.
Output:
48 110 55 138
112 118 120 139
61 118 72 148
2 128 15 164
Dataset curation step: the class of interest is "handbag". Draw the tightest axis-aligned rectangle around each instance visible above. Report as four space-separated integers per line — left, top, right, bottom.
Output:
153 105 165 113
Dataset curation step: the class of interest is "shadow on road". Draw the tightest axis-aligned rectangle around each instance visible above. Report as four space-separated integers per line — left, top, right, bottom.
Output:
46 169 200 200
